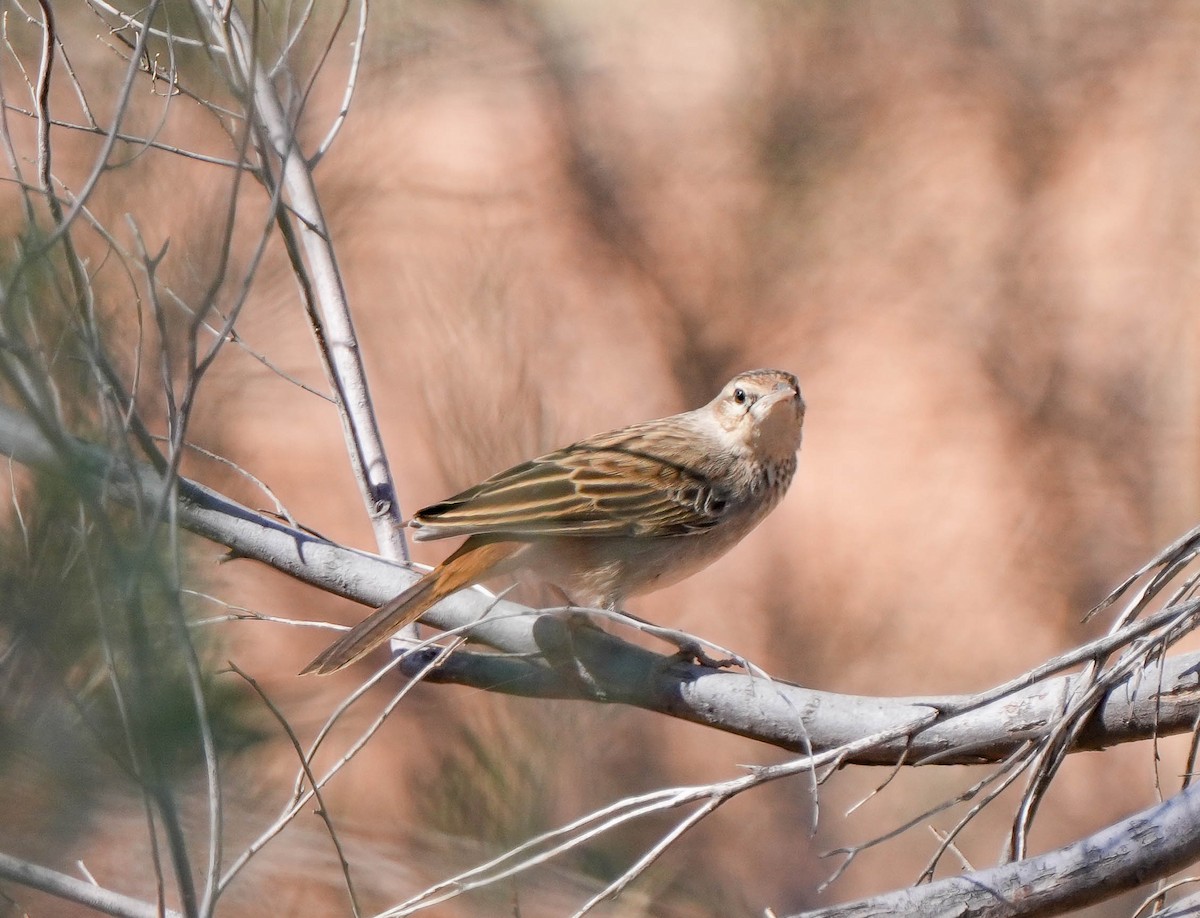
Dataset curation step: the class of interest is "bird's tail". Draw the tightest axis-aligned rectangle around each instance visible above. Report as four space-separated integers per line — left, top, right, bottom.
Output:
301 539 519 675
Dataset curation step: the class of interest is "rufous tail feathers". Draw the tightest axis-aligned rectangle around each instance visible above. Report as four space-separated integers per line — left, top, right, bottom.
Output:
300 539 518 675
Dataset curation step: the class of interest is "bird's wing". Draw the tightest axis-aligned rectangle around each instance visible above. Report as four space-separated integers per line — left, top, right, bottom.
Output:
411 434 730 540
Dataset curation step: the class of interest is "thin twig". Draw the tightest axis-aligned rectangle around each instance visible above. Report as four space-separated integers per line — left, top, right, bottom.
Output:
229 663 362 918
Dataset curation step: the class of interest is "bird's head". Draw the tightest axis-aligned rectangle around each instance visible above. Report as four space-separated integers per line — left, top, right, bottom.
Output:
711 369 805 461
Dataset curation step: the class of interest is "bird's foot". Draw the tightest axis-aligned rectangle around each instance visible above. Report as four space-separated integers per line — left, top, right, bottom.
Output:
615 616 744 670
666 639 738 670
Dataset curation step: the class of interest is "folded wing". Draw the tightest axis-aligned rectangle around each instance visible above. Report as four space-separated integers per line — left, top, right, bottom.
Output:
411 434 730 540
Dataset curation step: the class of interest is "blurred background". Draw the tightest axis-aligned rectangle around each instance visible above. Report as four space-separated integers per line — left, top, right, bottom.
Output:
4 1 1200 915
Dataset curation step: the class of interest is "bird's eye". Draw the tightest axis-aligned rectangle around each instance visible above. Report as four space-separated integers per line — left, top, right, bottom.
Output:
733 387 747 405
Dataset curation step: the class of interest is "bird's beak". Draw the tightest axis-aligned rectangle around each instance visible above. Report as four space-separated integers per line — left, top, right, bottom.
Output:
754 381 802 417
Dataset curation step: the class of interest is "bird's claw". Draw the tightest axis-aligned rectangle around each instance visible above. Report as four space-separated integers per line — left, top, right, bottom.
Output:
667 639 738 670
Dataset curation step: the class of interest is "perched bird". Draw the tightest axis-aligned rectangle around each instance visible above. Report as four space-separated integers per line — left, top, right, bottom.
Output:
302 369 805 675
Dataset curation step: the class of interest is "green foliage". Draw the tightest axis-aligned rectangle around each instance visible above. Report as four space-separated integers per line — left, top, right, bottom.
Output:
0 217 263 842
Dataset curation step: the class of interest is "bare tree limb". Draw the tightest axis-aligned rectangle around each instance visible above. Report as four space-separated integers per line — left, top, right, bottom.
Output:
184 0 409 564
787 780 1200 918
0 850 181 918
3 399 1198 764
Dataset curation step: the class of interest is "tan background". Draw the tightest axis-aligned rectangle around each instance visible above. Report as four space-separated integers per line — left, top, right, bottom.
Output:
4 2 1200 915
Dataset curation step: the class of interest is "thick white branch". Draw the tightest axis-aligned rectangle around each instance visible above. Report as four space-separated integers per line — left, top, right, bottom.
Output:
3 400 1197 763
789 781 1200 917
0 850 181 918
186 0 408 563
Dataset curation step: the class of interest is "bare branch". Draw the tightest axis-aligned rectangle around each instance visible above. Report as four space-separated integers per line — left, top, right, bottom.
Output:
788 781 1200 918
33 0 166 250
216 643 455 897
186 0 409 563
229 663 363 918
0 850 181 918
3 400 1198 765
308 0 367 164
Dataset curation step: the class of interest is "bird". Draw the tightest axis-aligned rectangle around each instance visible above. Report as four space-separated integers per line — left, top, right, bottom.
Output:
302 369 805 675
